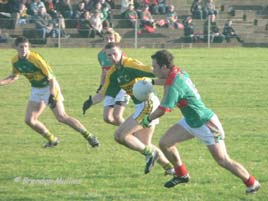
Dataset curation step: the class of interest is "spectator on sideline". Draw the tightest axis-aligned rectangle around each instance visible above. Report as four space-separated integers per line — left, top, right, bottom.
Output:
191 0 204 20
124 4 139 28
183 16 196 43
140 4 156 31
165 5 184 30
33 6 54 41
120 0 133 16
203 14 223 43
222 19 244 43
153 0 168 14
203 0 218 19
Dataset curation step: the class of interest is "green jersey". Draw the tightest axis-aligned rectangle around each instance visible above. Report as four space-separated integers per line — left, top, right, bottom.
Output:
160 66 214 128
11 51 54 88
101 56 155 104
98 49 113 71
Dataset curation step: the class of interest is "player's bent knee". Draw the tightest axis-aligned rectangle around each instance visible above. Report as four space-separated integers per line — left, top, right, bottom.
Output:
103 116 114 124
215 157 230 168
114 132 124 144
159 138 169 150
56 114 69 123
25 118 34 126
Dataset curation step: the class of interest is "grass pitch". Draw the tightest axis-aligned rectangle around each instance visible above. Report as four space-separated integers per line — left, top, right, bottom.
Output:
0 47 268 201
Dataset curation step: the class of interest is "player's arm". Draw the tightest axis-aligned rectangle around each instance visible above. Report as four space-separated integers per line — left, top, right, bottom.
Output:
97 69 106 93
0 74 19 86
141 85 176 127
151 78 166 85
48 78 57 109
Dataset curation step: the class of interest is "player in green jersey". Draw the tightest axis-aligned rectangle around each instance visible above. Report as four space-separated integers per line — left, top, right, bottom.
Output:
140 49 260 193
101 42 174 175
83 30 129 126
0 36 99 148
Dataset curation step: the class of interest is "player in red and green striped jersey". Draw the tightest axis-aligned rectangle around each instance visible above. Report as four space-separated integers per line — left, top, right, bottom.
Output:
141 49 260 193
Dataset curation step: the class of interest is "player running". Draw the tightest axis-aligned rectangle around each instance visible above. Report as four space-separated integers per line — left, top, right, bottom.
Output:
0 36 99 148
141 49 260 193
99 42 174 175
83 30 129 126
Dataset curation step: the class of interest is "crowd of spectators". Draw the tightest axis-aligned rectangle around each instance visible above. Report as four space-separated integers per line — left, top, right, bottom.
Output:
0 0 244 44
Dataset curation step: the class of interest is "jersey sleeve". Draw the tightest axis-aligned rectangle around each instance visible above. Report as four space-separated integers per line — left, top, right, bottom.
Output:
11 56 20 75
159 85 179 112
100 67 119 97
29 52 55 80
124 58 155 78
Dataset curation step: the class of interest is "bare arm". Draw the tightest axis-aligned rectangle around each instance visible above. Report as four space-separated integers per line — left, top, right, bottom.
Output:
48 78 56 95
0 74 19 86
91 93 104 105
148 107 166 121
153 78 166 85
100 69 106 86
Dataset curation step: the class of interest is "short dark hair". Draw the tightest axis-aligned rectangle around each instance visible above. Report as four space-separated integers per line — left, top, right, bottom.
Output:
151 49 174 68
15 36 29 46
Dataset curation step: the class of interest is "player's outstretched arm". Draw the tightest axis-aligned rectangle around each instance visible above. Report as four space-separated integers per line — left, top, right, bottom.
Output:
0 74 19 86
82 93 104 115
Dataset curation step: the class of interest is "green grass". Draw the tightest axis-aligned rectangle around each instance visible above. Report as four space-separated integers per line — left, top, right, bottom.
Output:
0 47 268 201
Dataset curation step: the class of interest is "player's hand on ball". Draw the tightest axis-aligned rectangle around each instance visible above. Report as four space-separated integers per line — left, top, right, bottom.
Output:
140 115 152 128
48 94 56 109
82 95 93 115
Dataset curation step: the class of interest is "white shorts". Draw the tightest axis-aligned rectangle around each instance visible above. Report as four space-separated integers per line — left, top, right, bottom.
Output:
103 89 130 107
177 114 225 145
30 84 64 105
133 93 160 126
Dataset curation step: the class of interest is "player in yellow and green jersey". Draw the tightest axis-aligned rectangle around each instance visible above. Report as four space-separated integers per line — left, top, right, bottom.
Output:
141 49 260 193
0 36 99 148
83 30 129 126
98 42 174 176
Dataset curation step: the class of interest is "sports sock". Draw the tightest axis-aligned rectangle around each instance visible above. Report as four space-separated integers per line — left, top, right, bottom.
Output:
142 145 153 155
43 131 56 142
163 163 173 170
174 164 188 177
81 130 93 139
244 175 255 187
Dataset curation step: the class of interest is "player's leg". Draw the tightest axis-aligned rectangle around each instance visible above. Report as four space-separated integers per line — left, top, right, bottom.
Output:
25 100 58 147
103 96 120 125
103 106 117 125
114 115 146 150
207 141 260 193
188 114 261 193
112 89 129 125
159 122 193 188
113 103 126 125
52 100 99 147
134 126 174 175
114 116 160 174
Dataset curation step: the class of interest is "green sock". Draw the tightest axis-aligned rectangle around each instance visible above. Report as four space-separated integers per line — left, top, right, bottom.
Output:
142 145 153 155
43 131 56 142
163 163 173 170
81 130 92 139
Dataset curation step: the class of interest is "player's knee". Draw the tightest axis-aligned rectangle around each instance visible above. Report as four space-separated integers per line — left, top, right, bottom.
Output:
103 116 114 124
56 114 68 123
215 156 230 168
113 115 124 125
25 118 34 126
114 131 124 144
159 138 169 151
